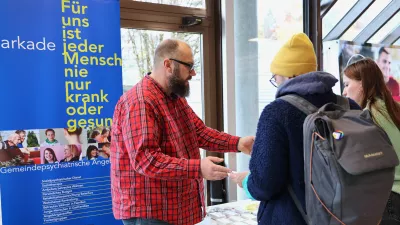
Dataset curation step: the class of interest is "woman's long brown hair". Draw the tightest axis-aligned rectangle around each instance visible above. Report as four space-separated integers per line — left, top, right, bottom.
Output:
344 58 400 129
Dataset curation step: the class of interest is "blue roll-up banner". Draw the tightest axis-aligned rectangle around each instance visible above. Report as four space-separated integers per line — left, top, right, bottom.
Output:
0 0 122 224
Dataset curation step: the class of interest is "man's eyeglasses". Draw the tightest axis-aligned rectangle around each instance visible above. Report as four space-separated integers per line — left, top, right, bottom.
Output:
270 75 278 88
169 58 195 72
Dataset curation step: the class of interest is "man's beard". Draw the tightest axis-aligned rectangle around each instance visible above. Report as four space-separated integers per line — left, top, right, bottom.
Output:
168 67 190 97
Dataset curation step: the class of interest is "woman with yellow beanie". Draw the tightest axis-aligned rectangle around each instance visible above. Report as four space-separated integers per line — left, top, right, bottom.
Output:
230 33 361 225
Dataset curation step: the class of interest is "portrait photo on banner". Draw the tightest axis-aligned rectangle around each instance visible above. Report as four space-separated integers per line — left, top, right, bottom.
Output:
339 42 400 102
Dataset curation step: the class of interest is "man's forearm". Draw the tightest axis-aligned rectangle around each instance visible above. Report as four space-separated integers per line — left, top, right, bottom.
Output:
131 149 202 180
197 126 240 152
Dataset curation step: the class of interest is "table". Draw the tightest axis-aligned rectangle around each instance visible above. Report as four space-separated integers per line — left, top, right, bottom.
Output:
197 200 260 225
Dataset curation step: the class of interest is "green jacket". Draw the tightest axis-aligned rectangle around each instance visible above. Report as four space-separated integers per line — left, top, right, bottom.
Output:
368 98 400 194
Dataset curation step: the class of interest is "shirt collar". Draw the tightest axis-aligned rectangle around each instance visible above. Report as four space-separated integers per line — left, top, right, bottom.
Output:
145 72 179 100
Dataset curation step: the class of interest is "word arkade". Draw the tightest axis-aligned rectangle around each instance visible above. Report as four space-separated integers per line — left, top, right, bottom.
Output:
1 36 56 51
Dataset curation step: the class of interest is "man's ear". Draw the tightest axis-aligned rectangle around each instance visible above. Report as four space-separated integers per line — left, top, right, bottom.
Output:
164 59 173 74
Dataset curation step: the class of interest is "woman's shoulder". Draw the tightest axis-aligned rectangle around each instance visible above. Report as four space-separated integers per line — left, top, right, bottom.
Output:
367 98 388 116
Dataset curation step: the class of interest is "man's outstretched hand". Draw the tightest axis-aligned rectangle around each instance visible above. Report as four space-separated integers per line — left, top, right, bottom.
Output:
200 156 231 180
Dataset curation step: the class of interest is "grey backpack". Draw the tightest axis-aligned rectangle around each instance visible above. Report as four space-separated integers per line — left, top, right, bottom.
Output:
280 94 399 225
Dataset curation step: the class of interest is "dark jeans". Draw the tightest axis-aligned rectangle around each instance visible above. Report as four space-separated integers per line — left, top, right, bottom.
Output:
122 218 171 225
381 191 400 225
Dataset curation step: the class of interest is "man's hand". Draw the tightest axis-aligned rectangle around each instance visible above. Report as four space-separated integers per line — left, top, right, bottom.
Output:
229 171 249 188
200 156 231 180
238 136 255 155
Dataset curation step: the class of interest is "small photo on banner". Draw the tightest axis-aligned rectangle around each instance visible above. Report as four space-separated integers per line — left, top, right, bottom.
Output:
87 126 111 144
81 143 111 159
82 143 100 161
60 144 82 162
0 129 41 167
39 127 88 147
41 145 62 164
0 129 40 148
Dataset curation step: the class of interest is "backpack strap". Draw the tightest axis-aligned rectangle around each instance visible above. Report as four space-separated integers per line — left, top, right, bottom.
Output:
279 94 315 224
279 95 318 115
336 95 350 110
288 185 310 225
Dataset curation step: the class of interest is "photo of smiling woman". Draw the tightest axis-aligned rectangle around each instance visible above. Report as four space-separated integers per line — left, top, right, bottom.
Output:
86 145 100 160
43 148 58 164
60 144 80 162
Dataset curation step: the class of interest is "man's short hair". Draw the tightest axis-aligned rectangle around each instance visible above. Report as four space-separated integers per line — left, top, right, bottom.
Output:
45 129 55 135
153 39 190 67
15 130 26 135
378 47 389 57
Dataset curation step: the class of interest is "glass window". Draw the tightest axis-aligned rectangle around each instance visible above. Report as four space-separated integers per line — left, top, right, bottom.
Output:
368 13 400 44
229 0 303 200
120 29 203 119
340 0 392 41
132 0 205 8
322 0 358 38
256 0 303 114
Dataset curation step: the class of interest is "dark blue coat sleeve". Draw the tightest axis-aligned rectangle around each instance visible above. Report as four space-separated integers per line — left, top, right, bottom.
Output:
247 101 289 201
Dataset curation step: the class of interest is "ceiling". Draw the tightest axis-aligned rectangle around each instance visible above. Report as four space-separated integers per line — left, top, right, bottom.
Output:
321 0 400 45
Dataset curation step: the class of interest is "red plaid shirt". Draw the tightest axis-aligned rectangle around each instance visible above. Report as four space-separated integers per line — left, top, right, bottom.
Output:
110 75 240 225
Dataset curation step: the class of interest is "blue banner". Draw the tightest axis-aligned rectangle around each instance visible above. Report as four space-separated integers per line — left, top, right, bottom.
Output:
0 0 122 131
0 0 122 224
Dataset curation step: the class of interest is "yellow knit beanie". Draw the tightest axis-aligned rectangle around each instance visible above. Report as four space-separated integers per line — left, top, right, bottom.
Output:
270 33 317 77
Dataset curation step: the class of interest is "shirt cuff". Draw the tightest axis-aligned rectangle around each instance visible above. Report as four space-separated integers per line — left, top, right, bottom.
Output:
187 159 201 179
229 136 240 152
242 173 255 200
